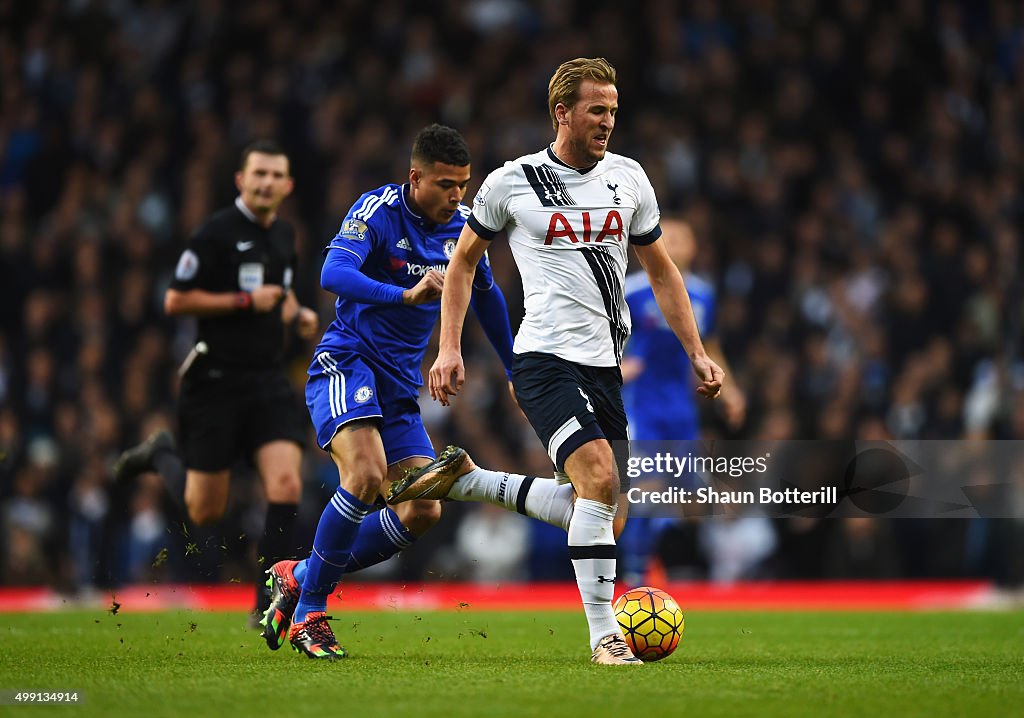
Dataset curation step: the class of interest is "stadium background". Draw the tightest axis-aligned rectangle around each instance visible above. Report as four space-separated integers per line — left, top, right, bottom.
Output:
0 0 1022 599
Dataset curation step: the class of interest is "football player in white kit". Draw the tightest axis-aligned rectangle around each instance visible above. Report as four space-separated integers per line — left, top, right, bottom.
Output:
391 58 723 665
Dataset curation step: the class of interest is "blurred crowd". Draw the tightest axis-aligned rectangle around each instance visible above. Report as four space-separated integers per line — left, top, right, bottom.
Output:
1 0 1022 594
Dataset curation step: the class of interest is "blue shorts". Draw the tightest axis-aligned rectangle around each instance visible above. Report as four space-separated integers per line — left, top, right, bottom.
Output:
306 349 434 465
626 413 700 441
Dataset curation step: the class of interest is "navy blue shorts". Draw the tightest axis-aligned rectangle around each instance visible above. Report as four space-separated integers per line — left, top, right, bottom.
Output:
306 349 434 465
512 351 630 488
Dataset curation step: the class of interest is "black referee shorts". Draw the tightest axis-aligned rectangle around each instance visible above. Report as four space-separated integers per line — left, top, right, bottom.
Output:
178 363 307 472
511 351 631 490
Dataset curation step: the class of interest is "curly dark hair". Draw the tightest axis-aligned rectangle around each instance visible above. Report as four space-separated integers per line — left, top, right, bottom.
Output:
411 124 471 167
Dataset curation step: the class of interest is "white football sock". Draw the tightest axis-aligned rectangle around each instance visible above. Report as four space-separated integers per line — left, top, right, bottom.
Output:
523 479 575 531
568 498 620 650
451 469 575 530
448 467 523 509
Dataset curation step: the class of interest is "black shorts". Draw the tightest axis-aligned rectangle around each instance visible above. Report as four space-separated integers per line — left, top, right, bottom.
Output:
511 351 631 489
178 362 307 472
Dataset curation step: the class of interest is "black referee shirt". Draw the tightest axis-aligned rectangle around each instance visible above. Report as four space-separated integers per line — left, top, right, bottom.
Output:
170 198 297 369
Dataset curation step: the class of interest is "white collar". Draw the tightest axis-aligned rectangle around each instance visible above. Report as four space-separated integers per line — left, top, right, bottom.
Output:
235 196 260 224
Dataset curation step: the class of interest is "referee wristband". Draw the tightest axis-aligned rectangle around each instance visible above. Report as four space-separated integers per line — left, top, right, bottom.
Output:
234 291 253 312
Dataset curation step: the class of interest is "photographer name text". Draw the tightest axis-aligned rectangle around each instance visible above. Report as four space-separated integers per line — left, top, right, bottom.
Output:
627 486 839 505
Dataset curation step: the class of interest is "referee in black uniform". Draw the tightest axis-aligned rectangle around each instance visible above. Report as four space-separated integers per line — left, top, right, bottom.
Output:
115 140 318 620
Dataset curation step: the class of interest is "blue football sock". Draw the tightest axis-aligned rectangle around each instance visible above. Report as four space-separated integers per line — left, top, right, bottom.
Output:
617 517 653 583
346 508 415 571
293 486 371 623
290 508 413 586
293 559 307 585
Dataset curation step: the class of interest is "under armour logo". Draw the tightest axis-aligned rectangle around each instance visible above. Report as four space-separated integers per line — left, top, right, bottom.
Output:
606 183 621 205
496 473 510 504
596 575 616 584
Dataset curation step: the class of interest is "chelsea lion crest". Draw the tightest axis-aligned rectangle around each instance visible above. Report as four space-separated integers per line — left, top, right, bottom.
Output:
443 239 456 258
354 386 373 403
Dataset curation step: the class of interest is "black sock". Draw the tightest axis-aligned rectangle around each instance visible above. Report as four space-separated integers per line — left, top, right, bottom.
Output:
152 448 187 512
255 502 299 611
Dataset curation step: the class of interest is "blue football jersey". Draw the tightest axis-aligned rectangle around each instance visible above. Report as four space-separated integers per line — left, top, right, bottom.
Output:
316 183 493 387
623 271 716 439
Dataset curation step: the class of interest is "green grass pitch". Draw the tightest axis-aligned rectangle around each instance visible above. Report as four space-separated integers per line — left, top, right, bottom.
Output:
1 609 1021 717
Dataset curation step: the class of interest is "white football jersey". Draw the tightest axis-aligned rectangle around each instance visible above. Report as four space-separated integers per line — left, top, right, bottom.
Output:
469 146 661 366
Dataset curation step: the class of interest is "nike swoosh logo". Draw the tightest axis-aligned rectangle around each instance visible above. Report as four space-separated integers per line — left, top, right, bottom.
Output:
236 241 254 251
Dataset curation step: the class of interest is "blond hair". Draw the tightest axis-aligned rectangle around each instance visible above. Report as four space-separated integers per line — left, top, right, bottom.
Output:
547 57 617 130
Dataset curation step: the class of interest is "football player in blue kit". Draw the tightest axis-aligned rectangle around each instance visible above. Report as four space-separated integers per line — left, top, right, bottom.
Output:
622 219 743 440
259 124 519 658
618 218 746 582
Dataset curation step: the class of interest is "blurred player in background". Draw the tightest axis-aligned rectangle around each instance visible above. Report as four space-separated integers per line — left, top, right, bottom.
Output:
113 140 319 622
397 58 724 665
617 218 746 583
259 124 522 659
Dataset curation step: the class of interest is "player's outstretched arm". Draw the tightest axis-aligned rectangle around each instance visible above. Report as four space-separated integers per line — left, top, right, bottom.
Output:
429 225 489 405
633 240 724 399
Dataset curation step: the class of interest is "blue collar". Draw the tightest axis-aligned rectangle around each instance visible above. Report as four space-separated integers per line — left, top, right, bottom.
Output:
401 183 436 229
